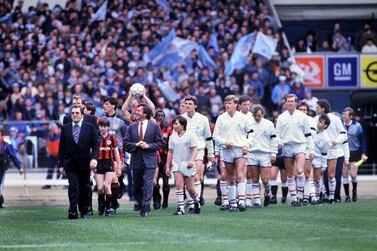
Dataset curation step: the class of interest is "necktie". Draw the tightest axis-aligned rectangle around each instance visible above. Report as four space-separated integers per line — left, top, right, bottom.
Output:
73 124 79 143
139 121 143 141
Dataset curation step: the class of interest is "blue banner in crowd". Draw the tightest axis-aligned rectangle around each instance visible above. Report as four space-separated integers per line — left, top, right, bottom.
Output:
327 54 359 89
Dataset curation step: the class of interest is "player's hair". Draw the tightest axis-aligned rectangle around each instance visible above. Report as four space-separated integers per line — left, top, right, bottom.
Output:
253 104 265 115
319 114 331 129
298 101 309 112
173 115 187 130
317 99 331 114
343 107 354 117
72 95 85 104
239 95 250 105
137 103 152 119
155 110 165 117
98 117 110 127
102 96 117 109
85 102 96 115
71 105 83 114
224 95 239 104
285 94 298 103
184 95 198 106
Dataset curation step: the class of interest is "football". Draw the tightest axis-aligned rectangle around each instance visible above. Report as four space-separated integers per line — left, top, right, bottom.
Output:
130 83 145 98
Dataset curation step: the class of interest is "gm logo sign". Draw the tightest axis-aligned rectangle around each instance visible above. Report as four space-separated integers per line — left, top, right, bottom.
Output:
327 55 358 88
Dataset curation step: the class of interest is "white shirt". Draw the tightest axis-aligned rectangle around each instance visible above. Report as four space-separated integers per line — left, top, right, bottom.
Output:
169 131 198 164
276 110 313 153
138 119 149 139
182 112 213 154
315 113 347 158
213 111 253 148
314 129 332 167
249 118 278 156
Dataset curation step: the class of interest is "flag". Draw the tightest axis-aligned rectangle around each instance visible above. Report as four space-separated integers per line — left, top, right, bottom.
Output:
145 29 176 64
252 32 277 60
209 33 220 54
152 37 197 68
0 12 13 25
90 1 108 23
225 33 254 76
157 80 179 102
156 0 170 11
197 45 218 70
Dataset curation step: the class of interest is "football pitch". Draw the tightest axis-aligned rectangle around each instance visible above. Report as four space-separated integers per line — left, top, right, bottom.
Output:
1 201 376 251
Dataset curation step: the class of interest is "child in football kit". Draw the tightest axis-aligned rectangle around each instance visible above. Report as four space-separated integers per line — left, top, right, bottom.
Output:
96 118 122 216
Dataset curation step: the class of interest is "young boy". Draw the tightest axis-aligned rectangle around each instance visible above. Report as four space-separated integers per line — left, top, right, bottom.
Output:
312 114 332 202
96 117 122 216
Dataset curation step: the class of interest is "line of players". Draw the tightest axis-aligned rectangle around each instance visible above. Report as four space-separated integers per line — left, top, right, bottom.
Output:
82 90 366 216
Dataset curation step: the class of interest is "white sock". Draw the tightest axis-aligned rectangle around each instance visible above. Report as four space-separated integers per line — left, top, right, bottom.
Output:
194 182 201 200
185 188 194 208
237 181 246 205
296 173 305 199
220 181 228 205
246 180 253 205
329 177 336 200
176 189 184 210
304 179 311 200
228 184 237 207
251 182 261 205
288 177 297 202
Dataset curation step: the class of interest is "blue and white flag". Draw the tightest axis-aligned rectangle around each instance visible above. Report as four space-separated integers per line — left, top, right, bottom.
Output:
225 33 254 76
197 45 218 70
152 37 197 68
209 33 220 54
252 32 277 60
90 1 108 23
156 0 170 11
0 12 13 25
145 29 176 64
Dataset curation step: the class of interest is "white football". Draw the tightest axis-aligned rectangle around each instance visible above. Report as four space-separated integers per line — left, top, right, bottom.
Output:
130 83 145 98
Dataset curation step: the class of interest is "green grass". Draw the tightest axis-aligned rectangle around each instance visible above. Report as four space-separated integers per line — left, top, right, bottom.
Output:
1 201 377 251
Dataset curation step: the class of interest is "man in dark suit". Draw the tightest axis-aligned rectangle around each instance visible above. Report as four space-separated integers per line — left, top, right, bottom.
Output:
125 104 165 217
58 106 99 219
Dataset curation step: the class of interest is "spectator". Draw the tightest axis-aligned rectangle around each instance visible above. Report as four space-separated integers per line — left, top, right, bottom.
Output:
271 75 290 111
361 38 377 53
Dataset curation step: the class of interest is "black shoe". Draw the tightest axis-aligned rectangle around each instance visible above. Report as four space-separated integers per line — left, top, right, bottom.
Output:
228 206 239 212
263 195 270 207
311 199 319 205
220 204 230 210
328 199 335 204
214 197 222 206
98 205 105 216
88 206 94 216
80 213 89 219
281 196 287 204
162 202 168 209
42 185 51 189
302 198 310 206
105 209 114 216
68 211 78 220
153 202 161 210
188 207 195 214
291 200 302 207
238 203 246 212
140 211 149 217
352 190 357 202
345 196 351 203
173 208 185 215
134 202 141 212
0 195 4 208
334 198 341 203
194 202 201 214
252 204 262 209
200 196 205 206
270 196 277 204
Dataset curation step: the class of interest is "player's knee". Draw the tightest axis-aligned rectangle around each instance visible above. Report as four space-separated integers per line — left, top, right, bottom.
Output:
236 176 244 184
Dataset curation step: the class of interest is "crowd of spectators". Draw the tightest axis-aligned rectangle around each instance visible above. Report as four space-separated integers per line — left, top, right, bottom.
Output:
292 22 377 53
0 0 375 160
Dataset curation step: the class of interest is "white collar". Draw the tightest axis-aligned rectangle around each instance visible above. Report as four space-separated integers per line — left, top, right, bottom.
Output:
72 119 83 127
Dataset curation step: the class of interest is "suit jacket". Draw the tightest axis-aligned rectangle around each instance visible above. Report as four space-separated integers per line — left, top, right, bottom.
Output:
63 114 97 126
58 122 99 171
125 120 165 169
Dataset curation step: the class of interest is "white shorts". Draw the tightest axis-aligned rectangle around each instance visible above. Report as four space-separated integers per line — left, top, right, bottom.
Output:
282 143 306 158
220 147 246 164
247 151 271 167
327 148 338 160
195 149 204 161
172 161 196 177
312 157 327 169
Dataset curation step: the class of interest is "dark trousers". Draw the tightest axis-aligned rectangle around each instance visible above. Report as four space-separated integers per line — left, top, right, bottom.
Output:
132 163 155 212
0 167 5 195
66 169 91 214
126 167 134 198
46 156 59 180
153 154 169 203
